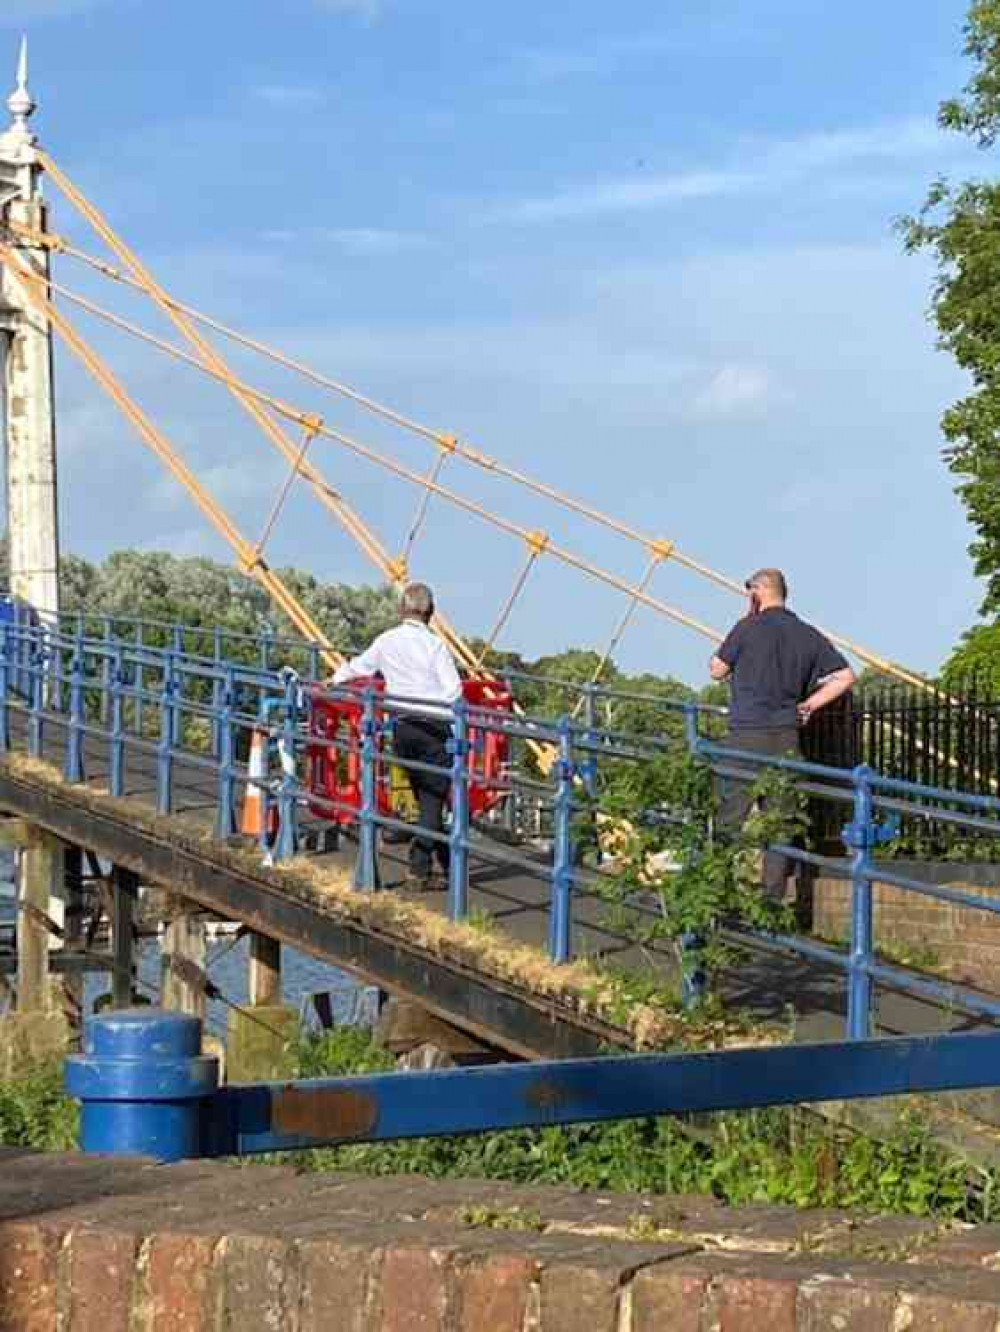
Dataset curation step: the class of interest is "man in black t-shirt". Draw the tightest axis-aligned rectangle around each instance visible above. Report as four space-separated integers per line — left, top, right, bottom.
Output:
708 568 855 900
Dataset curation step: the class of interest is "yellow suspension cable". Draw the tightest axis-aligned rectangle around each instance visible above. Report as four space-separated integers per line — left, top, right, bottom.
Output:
0 243 343 672
475 535 547 670
569 552 663 720
402 441 452 566
36 270 726 646
20 176 491 688
15 197 942 703
250 417 321 568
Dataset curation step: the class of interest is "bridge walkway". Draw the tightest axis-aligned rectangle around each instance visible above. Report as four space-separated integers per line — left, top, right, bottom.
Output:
0 703 991 1065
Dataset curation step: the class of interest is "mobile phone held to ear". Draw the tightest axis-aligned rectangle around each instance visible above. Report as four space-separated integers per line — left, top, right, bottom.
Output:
749 591 761 616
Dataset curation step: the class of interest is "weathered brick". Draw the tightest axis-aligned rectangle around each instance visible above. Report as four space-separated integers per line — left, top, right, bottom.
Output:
375 1243 452 1332
895 1269 1000 1331
0 1221 60 1332
67 1228 139 1332
632 1259 714 1332
454 1251 536 1332
540 1259 624 1331
143 1232 219 1332
797 1275 896 1331
218 1233 300 1331
298 1235 375 1332
914 1222 1000 1267
717 1268 798 1332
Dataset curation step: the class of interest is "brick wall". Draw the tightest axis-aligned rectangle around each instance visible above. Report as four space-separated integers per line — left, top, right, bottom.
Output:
811 863 1000 990
4 1147 1000 1329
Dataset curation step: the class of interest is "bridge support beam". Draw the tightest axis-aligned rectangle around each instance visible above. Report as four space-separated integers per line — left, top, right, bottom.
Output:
110 865 138 1009
229 931 297 1083
15 826 61 1013
248 932 281 1007
161 903 206 1023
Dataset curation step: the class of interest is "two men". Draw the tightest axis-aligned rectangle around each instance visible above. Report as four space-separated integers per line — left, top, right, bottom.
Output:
333 582 460 889
709 568 856 900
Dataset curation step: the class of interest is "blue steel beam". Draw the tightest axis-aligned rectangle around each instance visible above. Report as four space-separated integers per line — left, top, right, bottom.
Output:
201 1031 1000 1158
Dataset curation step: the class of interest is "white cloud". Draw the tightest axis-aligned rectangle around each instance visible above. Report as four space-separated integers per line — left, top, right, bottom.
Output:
0 0 111 22
252 84 328 109
259 226 428 256
690 364 782 420
510 31 702 84
507 169 755 223
320 228 428 256
313 0 380 19
500 118 962 224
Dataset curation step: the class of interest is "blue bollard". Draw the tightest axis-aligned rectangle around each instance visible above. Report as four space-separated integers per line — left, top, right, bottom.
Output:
64 1008 218 1162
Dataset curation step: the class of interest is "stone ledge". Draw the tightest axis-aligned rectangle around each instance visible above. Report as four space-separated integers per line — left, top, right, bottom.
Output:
2 1149 1000 1329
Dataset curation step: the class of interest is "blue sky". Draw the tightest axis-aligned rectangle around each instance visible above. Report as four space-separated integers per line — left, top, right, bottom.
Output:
0 0 987 681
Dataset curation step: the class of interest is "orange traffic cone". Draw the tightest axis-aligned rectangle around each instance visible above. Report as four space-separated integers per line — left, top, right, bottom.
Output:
241 727 273 837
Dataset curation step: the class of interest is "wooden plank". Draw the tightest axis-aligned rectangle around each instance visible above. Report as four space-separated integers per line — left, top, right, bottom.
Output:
248 932 281 1007
111 865 138 1009
161 904 207 1020
15 833 62 1013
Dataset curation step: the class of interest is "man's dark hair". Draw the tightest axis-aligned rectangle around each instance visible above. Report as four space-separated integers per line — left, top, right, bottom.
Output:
745 567 788 601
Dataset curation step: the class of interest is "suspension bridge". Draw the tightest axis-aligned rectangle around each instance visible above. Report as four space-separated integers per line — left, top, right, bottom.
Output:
0 37 999 1165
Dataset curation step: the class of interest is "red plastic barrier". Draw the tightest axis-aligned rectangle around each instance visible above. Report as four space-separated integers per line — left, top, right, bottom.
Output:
306 677 512 824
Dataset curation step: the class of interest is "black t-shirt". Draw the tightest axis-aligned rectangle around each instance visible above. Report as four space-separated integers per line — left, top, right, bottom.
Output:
717 608 848 730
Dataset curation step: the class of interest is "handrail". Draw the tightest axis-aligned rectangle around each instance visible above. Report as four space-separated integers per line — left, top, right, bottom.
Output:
2 615 999 1043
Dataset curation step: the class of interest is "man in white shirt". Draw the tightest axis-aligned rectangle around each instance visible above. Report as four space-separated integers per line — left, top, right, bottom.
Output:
333 582 461 887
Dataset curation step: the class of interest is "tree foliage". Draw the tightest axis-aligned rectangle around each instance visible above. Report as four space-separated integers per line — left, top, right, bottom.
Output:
901 2 1000 618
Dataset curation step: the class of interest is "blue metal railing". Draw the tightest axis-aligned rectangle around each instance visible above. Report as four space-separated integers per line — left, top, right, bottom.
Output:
3 615 1000 1043
689 718 1000 1038
63 1007 1000 1162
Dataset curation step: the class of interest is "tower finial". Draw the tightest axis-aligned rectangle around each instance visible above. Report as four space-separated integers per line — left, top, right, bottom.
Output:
7 37 36 142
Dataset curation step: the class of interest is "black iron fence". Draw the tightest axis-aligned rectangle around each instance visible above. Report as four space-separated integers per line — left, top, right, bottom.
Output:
801 678 1000 855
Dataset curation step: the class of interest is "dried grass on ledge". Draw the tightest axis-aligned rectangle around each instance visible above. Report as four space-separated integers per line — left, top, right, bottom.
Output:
1 753 780 1053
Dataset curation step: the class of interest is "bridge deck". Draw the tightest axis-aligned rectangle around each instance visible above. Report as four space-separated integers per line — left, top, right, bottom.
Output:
1 704 992 1061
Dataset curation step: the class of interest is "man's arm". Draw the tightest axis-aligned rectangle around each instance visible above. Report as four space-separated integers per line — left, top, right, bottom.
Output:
798 667 856 722
709 622 742 682
331 639 382 686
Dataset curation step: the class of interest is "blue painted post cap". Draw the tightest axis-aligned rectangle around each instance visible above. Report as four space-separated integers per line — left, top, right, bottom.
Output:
85 1007 202 1059
66 1007 219 1160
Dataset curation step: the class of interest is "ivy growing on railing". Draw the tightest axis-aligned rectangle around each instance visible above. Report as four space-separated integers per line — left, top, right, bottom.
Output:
585 748 807 995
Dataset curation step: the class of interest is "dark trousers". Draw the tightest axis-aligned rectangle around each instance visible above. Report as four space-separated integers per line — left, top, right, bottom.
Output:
717 726 800 901
393 715 452 877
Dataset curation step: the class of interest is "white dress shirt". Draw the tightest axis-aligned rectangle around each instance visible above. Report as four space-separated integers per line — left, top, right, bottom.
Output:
332 619 462 714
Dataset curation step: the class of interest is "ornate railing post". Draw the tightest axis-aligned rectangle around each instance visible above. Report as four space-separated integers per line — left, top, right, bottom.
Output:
273 669 300 862
28 628 44 758
100 616 114 724
110 644 126 797
448 698 471 921
65 643 85 783
0 623 10 754
353 685 381 891
580 683 599 800
844 764 876 1040
215 667 237 839
548 716 576 963
135 621 146 737
210 670 224 759
157 653 177 815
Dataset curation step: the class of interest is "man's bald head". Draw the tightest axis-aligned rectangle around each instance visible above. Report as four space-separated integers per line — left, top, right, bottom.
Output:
745 568 788 605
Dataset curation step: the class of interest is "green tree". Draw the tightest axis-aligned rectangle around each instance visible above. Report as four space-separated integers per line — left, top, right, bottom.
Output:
901 2 1000 618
